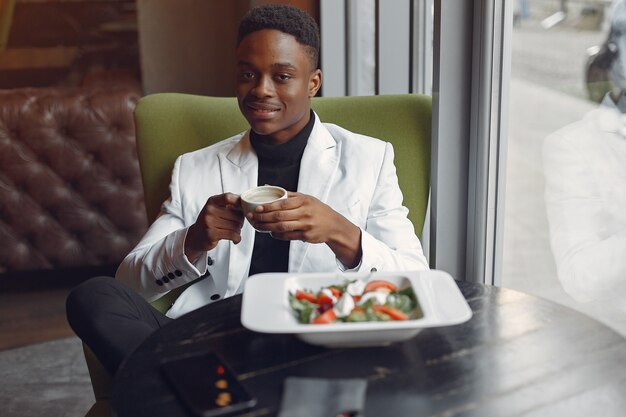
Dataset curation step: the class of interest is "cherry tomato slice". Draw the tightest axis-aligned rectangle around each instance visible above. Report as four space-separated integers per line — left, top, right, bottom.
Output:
317 293 334 306
295 290 317 303
364 280 398 293
312 308 337 324
372 305 409 321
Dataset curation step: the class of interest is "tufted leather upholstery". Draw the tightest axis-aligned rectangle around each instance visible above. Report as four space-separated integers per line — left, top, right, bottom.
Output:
0 87 148 275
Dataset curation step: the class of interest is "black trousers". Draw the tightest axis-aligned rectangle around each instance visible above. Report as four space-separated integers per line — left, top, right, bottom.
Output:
66 276 173 376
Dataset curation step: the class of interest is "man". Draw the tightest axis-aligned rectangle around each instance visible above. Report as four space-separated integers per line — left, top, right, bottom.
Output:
67 4 429 376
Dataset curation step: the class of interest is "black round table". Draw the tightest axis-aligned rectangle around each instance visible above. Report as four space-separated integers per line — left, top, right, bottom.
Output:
111 282 626 417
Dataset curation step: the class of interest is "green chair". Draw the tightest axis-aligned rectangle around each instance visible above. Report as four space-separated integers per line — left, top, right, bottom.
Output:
83 93 432 416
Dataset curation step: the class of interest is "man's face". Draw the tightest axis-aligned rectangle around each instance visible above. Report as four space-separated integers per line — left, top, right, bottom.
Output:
235 29 322 145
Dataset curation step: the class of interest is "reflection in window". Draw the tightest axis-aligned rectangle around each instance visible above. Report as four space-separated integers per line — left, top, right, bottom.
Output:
504 0 626 335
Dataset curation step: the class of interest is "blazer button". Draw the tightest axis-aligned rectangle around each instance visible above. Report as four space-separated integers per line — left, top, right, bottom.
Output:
155 279 164 286
175 270 182 277
207 257 214 266
162 276 170 283
168 272 175 279
210 294 220 300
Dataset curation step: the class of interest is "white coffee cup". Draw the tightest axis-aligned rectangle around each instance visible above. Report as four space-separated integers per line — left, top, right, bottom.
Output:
240 185 288 232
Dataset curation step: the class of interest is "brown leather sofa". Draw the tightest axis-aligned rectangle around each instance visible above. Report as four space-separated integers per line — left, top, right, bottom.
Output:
0 86 148 283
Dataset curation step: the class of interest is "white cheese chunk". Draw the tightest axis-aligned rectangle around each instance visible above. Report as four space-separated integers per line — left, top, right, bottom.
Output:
346 280 366 296
333 292 355 318
358 291 388 305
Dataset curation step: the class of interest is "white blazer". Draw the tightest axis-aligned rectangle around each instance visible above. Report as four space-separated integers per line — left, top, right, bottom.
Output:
543 97 626 303
116 113 429 318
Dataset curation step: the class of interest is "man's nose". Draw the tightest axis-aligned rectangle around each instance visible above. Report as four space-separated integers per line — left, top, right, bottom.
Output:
251 75 274 97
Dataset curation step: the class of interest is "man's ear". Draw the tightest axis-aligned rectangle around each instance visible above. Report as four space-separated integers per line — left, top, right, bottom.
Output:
309 69 322 97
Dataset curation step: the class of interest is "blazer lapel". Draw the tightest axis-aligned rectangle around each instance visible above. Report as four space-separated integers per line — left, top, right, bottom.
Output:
289 116 340 272
219 132 258 296
220 131 258 194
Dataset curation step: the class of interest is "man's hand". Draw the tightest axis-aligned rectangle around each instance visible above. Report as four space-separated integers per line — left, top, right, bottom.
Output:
247 192 362 268
184 193 244 262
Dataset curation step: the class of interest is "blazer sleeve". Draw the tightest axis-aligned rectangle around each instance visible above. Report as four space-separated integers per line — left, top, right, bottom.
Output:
543 130 626 302
115 155 209 302
356 142 430 272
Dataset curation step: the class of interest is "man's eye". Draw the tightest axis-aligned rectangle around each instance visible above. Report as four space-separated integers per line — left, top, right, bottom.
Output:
241 72 255 80
277 74 292 81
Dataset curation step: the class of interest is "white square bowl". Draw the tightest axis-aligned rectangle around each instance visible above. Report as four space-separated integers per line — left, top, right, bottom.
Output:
240 270 472 348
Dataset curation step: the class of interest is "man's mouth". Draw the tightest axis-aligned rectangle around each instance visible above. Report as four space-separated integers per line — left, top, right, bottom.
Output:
246 102 281 114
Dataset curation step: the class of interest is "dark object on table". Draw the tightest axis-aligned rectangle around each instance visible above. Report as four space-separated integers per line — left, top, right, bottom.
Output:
277 377 366 417
161 351 256 417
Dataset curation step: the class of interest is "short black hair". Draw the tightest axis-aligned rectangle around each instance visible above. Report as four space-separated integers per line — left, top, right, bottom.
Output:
237 4 320 69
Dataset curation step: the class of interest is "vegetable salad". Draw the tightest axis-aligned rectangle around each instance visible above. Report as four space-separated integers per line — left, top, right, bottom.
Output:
289 279 423 324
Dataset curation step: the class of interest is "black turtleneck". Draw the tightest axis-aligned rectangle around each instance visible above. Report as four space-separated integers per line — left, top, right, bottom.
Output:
248 110 315 276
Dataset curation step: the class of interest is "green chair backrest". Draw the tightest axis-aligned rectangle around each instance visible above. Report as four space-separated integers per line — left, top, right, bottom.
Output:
312 94 431 237
134 93 431 233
